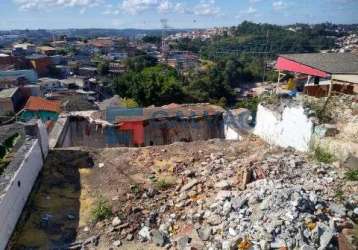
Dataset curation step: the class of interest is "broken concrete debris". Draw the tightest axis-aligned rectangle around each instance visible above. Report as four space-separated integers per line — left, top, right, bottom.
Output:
74 145 357 250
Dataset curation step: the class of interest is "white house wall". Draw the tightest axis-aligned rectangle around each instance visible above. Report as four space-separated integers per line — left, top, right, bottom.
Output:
254 104 314 152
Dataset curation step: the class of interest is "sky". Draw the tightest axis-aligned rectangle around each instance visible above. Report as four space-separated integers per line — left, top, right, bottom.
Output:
0 0 358 30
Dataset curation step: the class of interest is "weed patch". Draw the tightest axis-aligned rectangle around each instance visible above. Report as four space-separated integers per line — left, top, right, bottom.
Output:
91 197 112 222
313 147 335 164
344 170 358 181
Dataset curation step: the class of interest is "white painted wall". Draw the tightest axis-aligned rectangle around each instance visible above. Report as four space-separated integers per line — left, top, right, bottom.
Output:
37 120 49 156
224 110 253 141
0 140 44 250
0 120 49 250
254 104 314 152
224 111 241 140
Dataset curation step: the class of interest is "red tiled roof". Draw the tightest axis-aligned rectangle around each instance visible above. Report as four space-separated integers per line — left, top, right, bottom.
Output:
24 96 61 113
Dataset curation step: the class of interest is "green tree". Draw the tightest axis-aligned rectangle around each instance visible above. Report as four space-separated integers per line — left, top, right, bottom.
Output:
113 65 184 106
97 61 109 75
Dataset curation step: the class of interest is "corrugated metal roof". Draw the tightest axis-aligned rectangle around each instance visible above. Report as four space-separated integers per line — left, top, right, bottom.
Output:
279 53 358 74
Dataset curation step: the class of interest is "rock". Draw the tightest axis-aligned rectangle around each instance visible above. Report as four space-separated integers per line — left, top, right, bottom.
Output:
329 203 346 217
126 234 134 241
112 217 121 227
223 201 232 215
222 237 241 250
177 236 191 250
228 227 237 236
215 180 231 190
152 229 166 247
112 240 121 247
318 224 334 250
260 197 270 210
270 239 286 249
208 214 221 226
300 245 316 250
181 179 199 192
232 197 248 210
215 191 232 201
138 226 151 241
197 227 211 241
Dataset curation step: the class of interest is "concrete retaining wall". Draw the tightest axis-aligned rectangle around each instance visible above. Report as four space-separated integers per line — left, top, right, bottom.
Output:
0 121 48 250
254 104 314 152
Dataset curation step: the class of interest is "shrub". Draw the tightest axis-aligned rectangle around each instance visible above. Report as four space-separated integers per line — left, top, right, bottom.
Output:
313 147 335 164
335 188 344 201
130 184 141 195
155 179 173 190
236 96 260 113
91 197 112 222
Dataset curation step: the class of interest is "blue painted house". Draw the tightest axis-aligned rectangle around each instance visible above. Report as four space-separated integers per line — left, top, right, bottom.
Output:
21 96 61 123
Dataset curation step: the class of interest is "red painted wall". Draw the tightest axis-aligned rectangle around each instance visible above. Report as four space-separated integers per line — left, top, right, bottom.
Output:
276 57 330 78
118 121 144 146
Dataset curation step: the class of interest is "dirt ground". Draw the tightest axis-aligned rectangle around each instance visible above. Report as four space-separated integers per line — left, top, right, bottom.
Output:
9 136 269 249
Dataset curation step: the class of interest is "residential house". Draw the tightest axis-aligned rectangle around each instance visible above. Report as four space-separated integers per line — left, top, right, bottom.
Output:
55 65 71 78
0 70 38 84
21 96 61 122
37 46 57 56
0 76 29 90
12 43 36 56
0 87 26 115
167 51 199 72
38 77 62 93
26 55 52 77
276 53 358 97
78 66 97 77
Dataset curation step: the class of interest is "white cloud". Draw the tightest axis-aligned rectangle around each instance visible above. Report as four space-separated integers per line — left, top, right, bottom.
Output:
118 0 186 14
13 0 102 11
237 5 260 19
158 0 172 12
272 1 288 11
120 0 159 14
173 2 186 13
192 0 220 16
105 0 220 16
246 6 257 14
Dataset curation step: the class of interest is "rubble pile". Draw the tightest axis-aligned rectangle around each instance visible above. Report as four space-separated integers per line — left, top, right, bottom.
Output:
72 141 358 250
81 147 357 250
151 152 354 250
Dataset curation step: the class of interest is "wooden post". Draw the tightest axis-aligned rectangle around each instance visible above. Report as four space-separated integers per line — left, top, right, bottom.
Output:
328 75 333 97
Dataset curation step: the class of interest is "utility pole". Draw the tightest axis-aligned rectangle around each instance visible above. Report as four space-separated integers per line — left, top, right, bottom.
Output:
160 19 169 62
262 30 270 83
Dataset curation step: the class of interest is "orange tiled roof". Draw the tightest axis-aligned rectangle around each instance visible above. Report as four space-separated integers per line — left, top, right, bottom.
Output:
24 96 61 113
